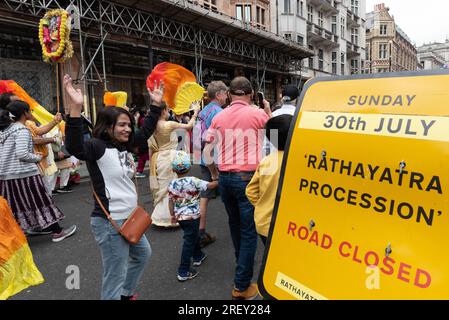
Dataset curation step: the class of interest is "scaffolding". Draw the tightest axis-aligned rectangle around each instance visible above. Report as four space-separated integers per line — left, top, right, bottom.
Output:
2 0 310 64
1 0 313 111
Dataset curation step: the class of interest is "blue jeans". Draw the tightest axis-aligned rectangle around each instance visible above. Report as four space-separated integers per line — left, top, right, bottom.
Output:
219 172 257 291
90 216 152 300
178 218 204 275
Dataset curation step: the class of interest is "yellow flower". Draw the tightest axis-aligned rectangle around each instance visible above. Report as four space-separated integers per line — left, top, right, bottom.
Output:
39 9 72 63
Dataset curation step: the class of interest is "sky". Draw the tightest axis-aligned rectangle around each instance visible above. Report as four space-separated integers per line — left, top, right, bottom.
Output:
365 0 449 46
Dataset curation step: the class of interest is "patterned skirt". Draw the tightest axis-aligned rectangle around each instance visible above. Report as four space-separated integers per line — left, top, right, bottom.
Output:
0 175 65 231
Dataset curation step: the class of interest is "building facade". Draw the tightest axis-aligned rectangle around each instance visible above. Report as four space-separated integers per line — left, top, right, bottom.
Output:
196 0 272 31
417 40 449 70
271 0 367 82
0 0 312 116
365 3 418 74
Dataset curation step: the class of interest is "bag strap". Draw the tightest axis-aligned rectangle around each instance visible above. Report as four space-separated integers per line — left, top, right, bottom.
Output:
92 190 122 234
91 151 142 232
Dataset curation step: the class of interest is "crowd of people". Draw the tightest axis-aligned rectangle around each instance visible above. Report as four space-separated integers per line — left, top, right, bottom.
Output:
0 71 301 300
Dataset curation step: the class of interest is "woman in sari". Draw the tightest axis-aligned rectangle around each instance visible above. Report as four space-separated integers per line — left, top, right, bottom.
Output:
149 104 199 227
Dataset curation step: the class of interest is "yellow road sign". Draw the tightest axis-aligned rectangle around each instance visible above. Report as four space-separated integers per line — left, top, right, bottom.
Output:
259 71 449 300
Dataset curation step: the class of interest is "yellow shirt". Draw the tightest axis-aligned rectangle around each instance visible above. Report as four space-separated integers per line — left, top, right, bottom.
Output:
245 151 284 237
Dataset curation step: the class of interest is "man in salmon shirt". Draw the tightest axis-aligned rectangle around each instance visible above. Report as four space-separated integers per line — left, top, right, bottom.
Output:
204 76 270 300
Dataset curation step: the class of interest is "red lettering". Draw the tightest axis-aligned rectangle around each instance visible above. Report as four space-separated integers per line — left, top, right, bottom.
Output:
287 222 297 236
309 231 319 246
364 251 380 267
298 226 309 240
352 246 362 263
339 241 351 257
397 263 412 283
321 234 333 250
414 269 432 289
380 257 395 275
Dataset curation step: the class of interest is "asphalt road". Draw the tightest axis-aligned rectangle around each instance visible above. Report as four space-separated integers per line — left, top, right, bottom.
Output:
11 166 266 300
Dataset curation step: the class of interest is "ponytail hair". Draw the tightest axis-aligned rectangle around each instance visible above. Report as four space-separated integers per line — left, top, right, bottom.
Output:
4 100 31 122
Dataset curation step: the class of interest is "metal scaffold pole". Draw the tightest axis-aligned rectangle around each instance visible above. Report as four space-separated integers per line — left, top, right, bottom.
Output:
76 0 89 119
100 4 107 92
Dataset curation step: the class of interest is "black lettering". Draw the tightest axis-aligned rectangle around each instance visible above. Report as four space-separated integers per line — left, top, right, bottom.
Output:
387 118 403 134
382 95 392 106
330 158 339 172
379 168 393 184
347 190 358 206
340 160 352 176
348 96 357 106
324 115 334 128
353 163 365 178
374 197 387 213
407 95 416 106
405 120 417 135
318 157 328 170
321 184 332 198
374 118 384 132
336 116 347 129
422 120 436 136
368 165 379 180
360 193 372 209
308 155 317 169
392 95 403 106
395 169 409 186
334 187 346 202
299 179 309 191
369 96 380 106
310 181 319 195
426 176 443 194
355 117 367 131
397 202 414 220
358 96 368 105
417 207 435 226
410 172 424 190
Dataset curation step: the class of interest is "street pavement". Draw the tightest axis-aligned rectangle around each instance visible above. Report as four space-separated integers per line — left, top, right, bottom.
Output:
11 165 266 300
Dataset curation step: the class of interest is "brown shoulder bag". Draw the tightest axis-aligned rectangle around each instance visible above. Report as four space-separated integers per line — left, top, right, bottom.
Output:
93 177 152 245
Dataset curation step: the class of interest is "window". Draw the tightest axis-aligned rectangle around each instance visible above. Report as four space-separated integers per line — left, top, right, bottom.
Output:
332 52 338 74
297 0 304 16
284 0 291 14
341 52 345 75
236 5 243 21
284 33 292 41
203 0 217 11
351 28 359 44
380 24 387 35
309 45 314 69
331 15 337 34
351 59 359 74
318 49 324 71
257 7 260 24
318 11 324 28
341 17 345 38
261 8 265 25
307 5 313 22
297 35 304 45
351 0 359 16
244 5 251 22
236 4 251 22
379 43 388 59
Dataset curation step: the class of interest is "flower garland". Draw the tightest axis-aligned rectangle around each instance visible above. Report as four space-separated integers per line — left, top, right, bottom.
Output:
38 9 73 63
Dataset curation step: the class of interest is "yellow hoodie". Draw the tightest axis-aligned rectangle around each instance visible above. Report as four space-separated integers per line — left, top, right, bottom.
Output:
246 151 284 237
